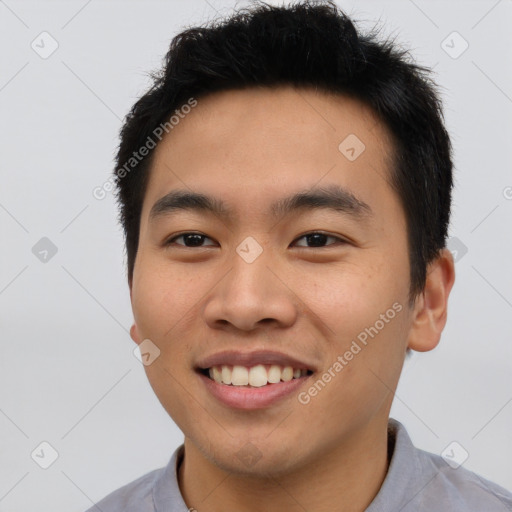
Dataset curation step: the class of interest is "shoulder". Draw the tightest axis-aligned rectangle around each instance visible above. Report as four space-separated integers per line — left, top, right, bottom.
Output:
83 445 187 512
83 466 163 512
380 419 512 512
413 444 512 510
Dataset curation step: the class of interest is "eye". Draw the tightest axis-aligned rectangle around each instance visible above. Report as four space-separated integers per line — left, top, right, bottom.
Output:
292 232 347 248
165 232 216 248
164 231 348 249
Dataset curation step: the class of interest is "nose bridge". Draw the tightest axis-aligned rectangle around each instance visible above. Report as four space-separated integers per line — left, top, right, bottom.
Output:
231 238 275 299
203 238 297 331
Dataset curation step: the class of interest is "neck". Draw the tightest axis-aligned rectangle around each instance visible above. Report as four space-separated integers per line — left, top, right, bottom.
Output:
178 418 391 512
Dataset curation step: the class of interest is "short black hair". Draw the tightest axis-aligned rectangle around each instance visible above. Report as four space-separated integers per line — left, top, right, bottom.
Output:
114 0 452 308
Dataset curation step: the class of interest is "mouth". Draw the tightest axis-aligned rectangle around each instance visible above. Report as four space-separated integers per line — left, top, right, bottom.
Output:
198 364 314 387
195 350 316 409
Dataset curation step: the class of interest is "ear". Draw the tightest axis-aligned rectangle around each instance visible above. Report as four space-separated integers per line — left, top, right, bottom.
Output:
130 323 142 345
128 279 141 345
407 248 456 352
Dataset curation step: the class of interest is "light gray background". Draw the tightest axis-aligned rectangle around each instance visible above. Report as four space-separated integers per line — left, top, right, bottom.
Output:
1 0 511 510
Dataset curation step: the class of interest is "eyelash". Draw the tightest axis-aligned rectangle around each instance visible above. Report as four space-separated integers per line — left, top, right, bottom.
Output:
164 231 348 249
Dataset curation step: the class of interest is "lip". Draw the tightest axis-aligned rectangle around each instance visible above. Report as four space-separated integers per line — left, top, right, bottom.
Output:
198 372 312 410
196 350 317 372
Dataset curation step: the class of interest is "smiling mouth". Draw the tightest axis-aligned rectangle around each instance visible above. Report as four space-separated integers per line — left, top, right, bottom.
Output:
199 364 314 387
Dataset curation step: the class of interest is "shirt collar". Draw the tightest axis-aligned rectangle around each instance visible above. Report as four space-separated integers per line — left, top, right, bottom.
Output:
366 417 427 511
152 444 187 511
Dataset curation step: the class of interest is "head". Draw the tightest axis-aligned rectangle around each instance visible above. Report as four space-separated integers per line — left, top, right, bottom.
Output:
116 1 455 476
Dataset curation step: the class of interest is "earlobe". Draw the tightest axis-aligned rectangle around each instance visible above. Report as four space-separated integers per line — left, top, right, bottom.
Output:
130 323 142 345
407 248 456 352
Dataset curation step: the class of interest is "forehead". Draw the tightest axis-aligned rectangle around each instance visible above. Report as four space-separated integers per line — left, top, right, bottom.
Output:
141 85 397 223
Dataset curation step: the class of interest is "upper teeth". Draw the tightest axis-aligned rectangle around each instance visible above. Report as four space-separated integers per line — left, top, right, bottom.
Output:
208 365 308 387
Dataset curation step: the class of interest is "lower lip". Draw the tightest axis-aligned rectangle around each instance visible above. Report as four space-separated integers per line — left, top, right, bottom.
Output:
198 372 311 410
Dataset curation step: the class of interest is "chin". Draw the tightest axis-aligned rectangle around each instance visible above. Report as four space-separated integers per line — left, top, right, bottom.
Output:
193 433 305 477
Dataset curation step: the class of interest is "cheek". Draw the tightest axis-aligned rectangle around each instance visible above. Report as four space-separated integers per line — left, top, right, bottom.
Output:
131 257 201 338
302 257 402 322
306 258 409 377
131 262 203 422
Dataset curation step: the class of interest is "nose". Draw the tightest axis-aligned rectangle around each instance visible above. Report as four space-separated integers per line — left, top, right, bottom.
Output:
202 248 298 332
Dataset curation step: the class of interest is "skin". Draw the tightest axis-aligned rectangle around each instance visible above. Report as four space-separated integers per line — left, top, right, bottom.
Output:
129 85 455 512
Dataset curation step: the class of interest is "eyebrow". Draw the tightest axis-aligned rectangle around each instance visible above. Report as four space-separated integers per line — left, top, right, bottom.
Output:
149 184 373 224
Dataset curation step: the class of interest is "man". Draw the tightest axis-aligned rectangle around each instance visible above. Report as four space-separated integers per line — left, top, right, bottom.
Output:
87 1 512 510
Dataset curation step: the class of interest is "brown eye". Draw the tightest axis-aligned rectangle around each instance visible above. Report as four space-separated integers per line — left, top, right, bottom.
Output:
293 232 347 248
164 231 347 249
165 233 216 248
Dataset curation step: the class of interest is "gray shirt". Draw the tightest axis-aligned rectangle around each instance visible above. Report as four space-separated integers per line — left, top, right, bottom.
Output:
85 418 512 511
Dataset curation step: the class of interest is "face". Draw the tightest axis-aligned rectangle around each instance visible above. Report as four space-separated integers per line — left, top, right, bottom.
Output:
129 86 419 476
